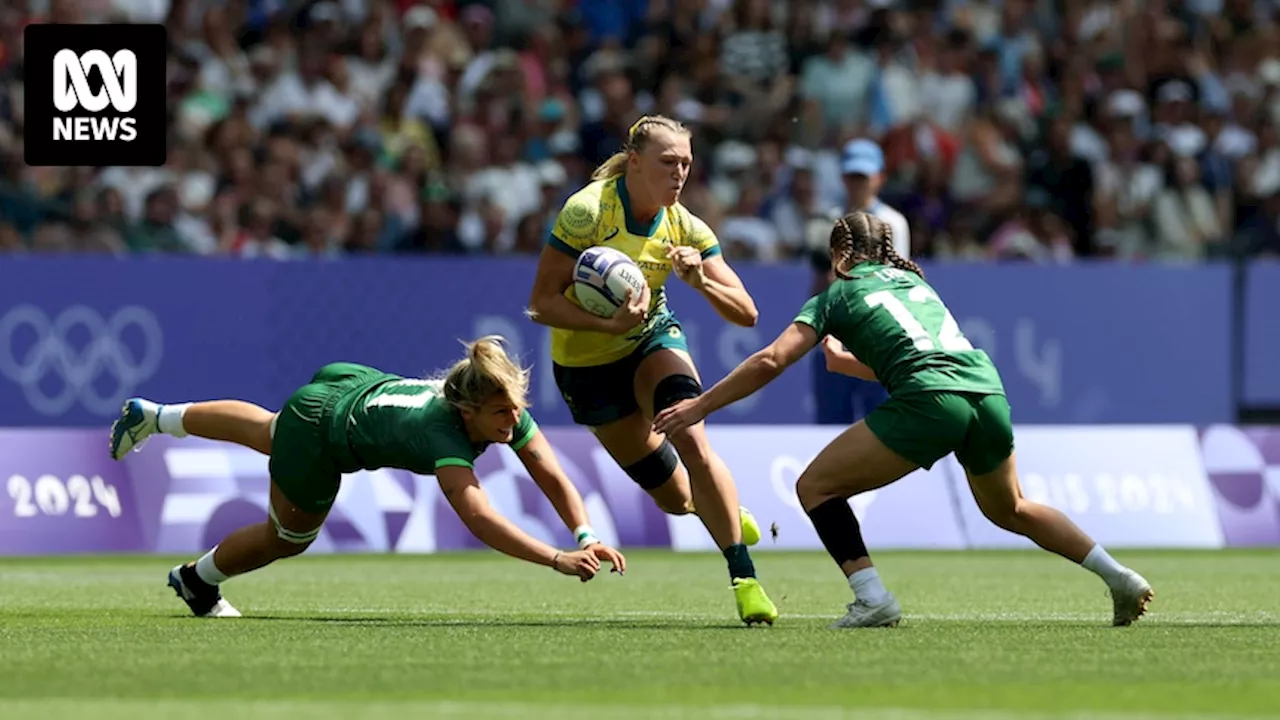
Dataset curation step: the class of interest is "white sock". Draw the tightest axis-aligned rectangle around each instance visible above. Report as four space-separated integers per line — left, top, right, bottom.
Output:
1082 545 1128 585
848 567 889 604
157 403 190 437
194 547 229 585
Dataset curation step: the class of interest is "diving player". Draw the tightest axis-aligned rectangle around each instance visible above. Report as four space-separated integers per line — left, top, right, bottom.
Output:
109 336 626 618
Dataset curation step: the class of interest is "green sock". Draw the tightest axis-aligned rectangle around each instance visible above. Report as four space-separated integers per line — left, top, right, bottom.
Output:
723 543 756 580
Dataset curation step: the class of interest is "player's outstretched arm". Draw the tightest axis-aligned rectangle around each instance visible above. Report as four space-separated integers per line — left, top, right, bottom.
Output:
821 336 879 381
654 322 819 435
515 431 627 575
436 465 602 581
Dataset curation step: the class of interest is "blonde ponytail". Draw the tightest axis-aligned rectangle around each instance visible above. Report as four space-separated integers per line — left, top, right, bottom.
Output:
441 336 531 410
590 152 629 181
589 114 691 181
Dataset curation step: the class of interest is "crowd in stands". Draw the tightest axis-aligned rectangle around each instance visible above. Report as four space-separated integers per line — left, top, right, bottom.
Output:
2 0 1280 262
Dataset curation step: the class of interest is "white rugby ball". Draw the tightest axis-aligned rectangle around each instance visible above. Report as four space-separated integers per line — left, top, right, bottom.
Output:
573 246 648 318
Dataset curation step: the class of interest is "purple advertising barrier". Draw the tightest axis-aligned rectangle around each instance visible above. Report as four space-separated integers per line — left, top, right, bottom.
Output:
0 429 145 554
1198 425 1280 547
8 425 1280 555
948 426 1225 549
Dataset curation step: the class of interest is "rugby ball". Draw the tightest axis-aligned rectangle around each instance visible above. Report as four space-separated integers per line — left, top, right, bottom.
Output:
573 247 648 318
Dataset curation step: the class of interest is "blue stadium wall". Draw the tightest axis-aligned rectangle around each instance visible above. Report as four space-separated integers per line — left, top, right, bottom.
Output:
0 257 1277 428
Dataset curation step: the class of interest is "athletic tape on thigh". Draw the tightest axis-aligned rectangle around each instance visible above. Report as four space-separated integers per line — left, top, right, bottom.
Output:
653 374 702 414
268 502 322 544
622 440 679 490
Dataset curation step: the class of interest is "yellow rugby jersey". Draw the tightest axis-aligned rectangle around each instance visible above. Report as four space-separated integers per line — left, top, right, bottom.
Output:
548 177 722 367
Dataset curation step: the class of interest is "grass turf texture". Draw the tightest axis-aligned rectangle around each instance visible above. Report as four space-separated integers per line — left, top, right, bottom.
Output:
1 550 1277 719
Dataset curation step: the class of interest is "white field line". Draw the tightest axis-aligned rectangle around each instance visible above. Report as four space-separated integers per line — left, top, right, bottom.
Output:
259 607 1279 625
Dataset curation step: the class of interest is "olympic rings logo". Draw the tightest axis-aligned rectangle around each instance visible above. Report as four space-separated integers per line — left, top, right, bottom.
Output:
0 305 163 416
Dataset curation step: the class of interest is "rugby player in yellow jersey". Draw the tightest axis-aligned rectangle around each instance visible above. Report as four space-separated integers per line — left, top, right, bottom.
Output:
527 115 777 625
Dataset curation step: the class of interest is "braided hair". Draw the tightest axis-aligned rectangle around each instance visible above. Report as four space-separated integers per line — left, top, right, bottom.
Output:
829 211 925 281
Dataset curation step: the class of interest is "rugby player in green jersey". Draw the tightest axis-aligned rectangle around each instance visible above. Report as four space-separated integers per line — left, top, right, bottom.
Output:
109 336 626 618
654 211 1154 629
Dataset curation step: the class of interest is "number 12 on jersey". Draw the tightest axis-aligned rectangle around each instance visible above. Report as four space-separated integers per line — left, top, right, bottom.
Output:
865 285 973 352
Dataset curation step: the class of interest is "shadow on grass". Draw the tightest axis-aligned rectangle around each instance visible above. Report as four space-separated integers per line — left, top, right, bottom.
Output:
163 613 1280 630
184 614 760 631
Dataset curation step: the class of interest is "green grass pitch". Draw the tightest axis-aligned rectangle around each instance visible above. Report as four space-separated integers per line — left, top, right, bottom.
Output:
1 549 1277 719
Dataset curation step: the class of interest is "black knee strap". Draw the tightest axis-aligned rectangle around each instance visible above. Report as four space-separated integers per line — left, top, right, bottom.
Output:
653 374 702 414
623 440 679 490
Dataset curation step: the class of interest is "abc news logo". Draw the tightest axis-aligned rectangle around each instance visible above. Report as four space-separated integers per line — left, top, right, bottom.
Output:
24 24 166 167
53 49 139 142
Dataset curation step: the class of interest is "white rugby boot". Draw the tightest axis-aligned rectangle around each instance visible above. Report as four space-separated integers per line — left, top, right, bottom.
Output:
1108 569 1155 626
830 594 903 629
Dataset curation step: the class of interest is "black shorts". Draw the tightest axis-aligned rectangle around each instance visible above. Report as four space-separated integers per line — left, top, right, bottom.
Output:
553 314 689 427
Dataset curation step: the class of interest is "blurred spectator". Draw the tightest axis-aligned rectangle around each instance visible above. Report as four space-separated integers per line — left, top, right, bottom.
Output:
839 139 910 258
1150 154 1224 260
988 188 1075 263
808 138 908 427
0 0 1277 263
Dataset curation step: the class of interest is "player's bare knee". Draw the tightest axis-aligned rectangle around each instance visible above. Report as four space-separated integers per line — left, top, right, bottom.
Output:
795 475 816 509
650 489 693 515
980 499 1027 533
667 426 712 469
793 466 844 509
796 473 832 511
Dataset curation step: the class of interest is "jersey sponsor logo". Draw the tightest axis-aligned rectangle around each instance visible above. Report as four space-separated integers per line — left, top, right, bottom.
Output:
0 304 163 416
636 260 669 272
601 228 620 243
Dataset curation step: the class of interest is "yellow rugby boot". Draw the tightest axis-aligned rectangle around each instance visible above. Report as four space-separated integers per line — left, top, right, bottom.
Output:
733 577 778 626
739 506 761 546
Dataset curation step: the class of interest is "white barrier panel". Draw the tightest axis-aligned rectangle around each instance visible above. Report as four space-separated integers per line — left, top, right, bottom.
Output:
671 425 1225 552
948 426 1224 549
669 426 966 551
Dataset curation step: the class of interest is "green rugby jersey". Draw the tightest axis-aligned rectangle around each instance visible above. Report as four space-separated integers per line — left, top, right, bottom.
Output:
326 371 537 474
795 263 1005 397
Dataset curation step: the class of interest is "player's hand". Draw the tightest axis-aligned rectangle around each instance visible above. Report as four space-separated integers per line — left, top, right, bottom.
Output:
822 336 854 371
652 397 706 436
552 549 601 582
586 542 627 576
667 246 706 289
605 283 650 335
